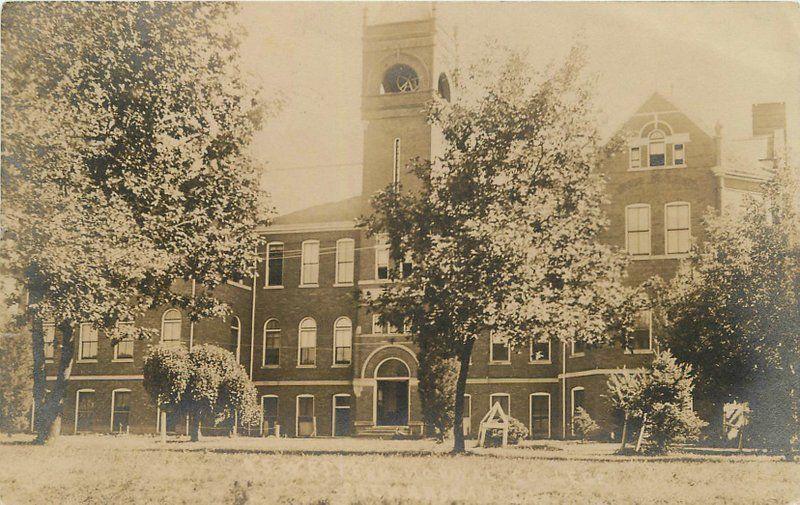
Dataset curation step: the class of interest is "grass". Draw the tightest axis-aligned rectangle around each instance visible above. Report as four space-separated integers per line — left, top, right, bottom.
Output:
0 435 798 504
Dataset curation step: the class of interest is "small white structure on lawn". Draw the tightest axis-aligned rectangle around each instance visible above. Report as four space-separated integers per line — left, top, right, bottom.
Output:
477 401 510 447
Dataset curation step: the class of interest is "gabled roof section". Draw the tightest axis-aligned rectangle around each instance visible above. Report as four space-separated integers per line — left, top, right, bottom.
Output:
605 91 714 143
269 195 363 226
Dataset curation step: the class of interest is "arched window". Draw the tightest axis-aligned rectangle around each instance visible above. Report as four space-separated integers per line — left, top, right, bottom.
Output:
570 386 586 436
375 358 410 378
161 309 182 345
298 318 317 366
381 64 420 94
648 130 666 167
333 317 352 365
263 319 280 366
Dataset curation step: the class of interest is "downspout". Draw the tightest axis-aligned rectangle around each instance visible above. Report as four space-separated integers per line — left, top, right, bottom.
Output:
249 248 258 380
561 341 567 439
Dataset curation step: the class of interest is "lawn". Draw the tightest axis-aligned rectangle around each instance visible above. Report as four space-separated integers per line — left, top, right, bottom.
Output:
0 435 797 505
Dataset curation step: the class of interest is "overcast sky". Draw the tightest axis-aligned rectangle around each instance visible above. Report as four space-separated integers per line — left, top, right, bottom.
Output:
236 2 800 216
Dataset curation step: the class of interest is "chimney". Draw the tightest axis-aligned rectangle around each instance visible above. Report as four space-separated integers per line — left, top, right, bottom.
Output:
752 102 787 160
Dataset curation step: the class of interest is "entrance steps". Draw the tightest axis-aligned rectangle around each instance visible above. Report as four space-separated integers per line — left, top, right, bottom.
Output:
356 425 412 439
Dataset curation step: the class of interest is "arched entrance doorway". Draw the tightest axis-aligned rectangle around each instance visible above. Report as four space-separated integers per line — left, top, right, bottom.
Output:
375 358 410 426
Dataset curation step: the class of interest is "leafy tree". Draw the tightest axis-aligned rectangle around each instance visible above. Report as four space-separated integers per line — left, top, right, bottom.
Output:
143 344 259 442
362 46 644 453
662 161 799 458
607 370 647 449
417 347 459 442
0 276 32 435
1 2 270 443
572 407 599 442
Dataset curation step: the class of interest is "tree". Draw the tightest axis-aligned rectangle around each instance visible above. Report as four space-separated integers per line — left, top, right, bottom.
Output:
1 3 271 443
607 370 646 450
362 46 644 453
143 344 259 442
417 346 459 441
0 276 32 435
662 160 799 458
571 407 599 442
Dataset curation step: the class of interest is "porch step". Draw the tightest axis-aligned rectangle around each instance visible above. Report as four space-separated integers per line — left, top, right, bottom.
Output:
356 425 412 439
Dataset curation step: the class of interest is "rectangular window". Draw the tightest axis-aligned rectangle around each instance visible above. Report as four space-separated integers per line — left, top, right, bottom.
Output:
114 322 134 360
572 340 586 356
267 243 284 287
401 253 413 278
463 394 472 437
490 333 510 363
43 323 55 360
375 239 389 280
489 393 510 416
665 203 691 254
297 396 315 437
335 239 355 284
629 147 641 169
649 140 665 166
530 338 550 362
75 390 95 433
78 323 98 361
298 328 316 366
530 394 550 439
334 325 352 365
301 241 319 286
625 205 651 256
111 391 131 432
262 396 279 436
631 310 652 351
673 144 685 165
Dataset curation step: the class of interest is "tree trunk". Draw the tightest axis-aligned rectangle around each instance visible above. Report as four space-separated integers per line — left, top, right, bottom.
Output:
35 324 75 444
30 317 47 438
452 338 475 454
189 414 202 442
160 409 167 443
619 412 629 451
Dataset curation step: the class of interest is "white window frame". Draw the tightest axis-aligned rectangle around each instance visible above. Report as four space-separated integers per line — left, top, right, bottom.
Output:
300 240 320 287
265 241 285 288
630 309 654 354
462 393 472 437
261 394 279 436
664 201 691 255
570 386 586 436
160 309 182 345
230 316 242 362
375 236 390 281
529 392 551 439
295 394 315 438
43 323 55 362
629 146 641 169
489 393 511 417
112 322 135 362
570 339 585 357
262 318 280 368
648 130 666 167
489 333 511 364
74 388 96 434
625 204 651 256
110 388 132 432
529 338 551 364
78 323 99 362
673 143 686 166
332 317 352 367
297 317 317 367
334 238 355 286
331 393 351 437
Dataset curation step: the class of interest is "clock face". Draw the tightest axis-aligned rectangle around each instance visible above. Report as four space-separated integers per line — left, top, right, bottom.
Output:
382 64 420 94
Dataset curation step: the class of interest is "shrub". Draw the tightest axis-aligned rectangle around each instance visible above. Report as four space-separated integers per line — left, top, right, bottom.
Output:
417 351 459 442
485 416 529 446
572 407 599 441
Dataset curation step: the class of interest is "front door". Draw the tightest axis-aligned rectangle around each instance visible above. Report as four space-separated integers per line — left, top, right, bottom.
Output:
376 380 409 426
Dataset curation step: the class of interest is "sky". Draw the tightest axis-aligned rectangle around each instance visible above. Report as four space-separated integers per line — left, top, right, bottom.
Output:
236 2 800 216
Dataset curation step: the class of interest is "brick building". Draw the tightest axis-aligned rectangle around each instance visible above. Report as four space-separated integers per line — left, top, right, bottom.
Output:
43 12 782 440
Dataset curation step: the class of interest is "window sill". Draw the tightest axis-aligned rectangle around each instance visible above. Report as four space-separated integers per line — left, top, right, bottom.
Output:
333 283 354 288
627 165 686 172
489 361 512 365
296 364 316 369
358 279 389 286
529 360 552 365
264 285 284 290
44 359 54 363
112 358 134 363
570 353 585 358
631 254 687 261
332 363 351 368
262 364 280 369
298 284 319 289
77 359 98 364
631 349 654 355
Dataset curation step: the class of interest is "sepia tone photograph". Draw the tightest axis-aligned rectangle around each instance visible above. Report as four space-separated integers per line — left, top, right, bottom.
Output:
0 1 798 503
